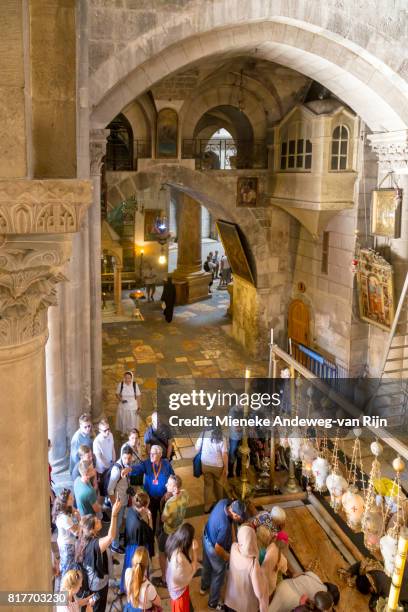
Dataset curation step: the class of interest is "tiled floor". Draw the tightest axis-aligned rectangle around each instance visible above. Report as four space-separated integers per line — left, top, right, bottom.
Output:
101 289 268 611
102 288 267 435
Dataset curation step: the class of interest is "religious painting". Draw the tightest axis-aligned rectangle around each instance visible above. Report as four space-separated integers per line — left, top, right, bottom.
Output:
156 108 178 158
144 209 169 242
236 177 258 207
216 220 255 286
357 249 394 331
371 188 402 238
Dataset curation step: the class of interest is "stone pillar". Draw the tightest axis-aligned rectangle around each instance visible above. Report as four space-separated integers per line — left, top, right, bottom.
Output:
0 233 71 599
0 180 91 601
173 192 211 303
89 129 109 419
114 264 123 314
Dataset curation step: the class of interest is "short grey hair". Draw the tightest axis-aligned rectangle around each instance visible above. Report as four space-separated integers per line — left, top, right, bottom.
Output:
150 445 163 456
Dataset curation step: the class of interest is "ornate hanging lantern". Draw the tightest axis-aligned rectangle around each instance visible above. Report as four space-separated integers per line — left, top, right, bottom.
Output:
326 438 347 512
380 456 406 576
312 456 330 492
362 440 384 552
300 441 318 480
341 428 365 532
327 472 348 512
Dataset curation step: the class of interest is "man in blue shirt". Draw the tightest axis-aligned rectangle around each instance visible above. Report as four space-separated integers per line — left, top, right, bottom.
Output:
69 413 93 473
131 444 174 535
200 498 247 610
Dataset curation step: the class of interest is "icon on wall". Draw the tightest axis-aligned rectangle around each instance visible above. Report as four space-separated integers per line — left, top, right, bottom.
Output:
356 249 394 331
216 220 255 286
236 177 258 207
371 188 402 238
156 108 178 158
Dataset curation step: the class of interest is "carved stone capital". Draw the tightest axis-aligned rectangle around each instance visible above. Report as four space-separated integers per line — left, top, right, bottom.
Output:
0 235 71 346
90 129 110 176
0 179 92 234
367 130 408 172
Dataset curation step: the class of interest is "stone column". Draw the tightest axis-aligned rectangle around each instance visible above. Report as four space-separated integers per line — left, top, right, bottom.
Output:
0 234 71 598
173 192 211 303
0 179 91 600
114 263 123 314
89 129 109 418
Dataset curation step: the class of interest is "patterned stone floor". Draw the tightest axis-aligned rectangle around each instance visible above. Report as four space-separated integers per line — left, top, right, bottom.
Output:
102 289 268 611
102 288 268 429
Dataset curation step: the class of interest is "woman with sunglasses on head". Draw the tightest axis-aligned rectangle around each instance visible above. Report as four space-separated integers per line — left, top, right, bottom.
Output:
52 489 80 578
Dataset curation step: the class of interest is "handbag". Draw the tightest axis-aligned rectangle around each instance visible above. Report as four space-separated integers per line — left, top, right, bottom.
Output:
193 431 205 478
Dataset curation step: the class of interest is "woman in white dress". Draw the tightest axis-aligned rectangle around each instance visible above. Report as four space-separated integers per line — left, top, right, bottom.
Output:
116 371 141 435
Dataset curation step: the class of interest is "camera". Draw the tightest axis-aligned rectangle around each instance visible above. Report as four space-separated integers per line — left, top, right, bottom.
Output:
122 399 128 404
126 486 136 496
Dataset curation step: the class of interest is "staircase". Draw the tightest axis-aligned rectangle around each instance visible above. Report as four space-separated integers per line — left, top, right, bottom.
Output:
367 273 408 427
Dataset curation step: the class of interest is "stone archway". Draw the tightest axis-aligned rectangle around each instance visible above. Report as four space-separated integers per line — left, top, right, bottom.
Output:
106 163 278 287
90 12 408 133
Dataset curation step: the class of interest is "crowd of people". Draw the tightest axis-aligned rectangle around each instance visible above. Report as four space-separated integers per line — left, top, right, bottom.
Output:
49 372 388 612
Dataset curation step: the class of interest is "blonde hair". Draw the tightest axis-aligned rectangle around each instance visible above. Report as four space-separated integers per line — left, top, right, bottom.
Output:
129 546 149 604
60 569 82 594
256 525 273 550
98 418 109 430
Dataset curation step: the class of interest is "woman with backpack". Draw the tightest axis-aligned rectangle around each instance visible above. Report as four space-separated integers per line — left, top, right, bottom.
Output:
75 497 121 612
116 371 141 435
124 546 161 612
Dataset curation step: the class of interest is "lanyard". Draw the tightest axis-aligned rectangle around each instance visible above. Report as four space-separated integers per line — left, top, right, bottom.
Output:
152 461 162 481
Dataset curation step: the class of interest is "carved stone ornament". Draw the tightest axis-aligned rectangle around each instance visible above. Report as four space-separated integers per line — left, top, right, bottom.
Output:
0 237 71 346
368 130 408 172
0 179 92 234
90 128 110 175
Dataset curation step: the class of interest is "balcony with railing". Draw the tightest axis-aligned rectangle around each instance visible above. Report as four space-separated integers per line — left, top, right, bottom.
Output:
182 138 268 170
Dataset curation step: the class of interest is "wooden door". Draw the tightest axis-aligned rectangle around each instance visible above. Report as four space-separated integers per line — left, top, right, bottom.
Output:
288 299 310 346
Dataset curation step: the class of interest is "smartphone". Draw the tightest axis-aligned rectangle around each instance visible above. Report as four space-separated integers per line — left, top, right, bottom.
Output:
91 592 100 603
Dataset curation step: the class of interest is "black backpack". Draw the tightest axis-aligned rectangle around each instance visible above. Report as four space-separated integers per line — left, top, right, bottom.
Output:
120 381 137 395
204 260 210 272
100 461 123 498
